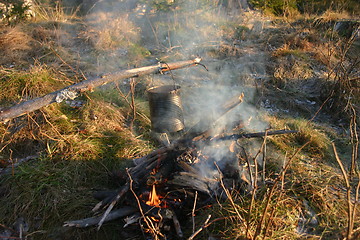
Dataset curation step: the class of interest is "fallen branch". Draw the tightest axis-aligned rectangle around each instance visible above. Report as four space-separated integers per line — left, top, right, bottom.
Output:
63 207 137 228
187 214 212 240
96 184 129 230
0 58 202 123
212 129 298 141
333 143 355 240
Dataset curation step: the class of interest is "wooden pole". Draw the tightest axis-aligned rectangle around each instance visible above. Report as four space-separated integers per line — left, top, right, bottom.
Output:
212 129 298 141
0 58 202 123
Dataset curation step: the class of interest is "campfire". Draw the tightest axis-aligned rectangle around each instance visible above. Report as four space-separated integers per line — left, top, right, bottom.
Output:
64 94 296 239
145 185 162 207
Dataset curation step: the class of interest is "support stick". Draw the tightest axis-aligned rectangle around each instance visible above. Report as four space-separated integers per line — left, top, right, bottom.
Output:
0 58 202 123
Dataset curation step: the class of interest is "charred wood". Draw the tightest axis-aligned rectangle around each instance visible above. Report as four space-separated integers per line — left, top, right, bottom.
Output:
92 184 129 213
133 147 169 166
172 209 183 238
168 172 218 196
92 191 118 201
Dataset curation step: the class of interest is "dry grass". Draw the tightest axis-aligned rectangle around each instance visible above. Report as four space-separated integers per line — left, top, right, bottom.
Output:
0 94 152 162
317 9 352 23
83 12 140 51
0 89 153 239
0 64 68 106
0 25 38 65
31 0 80 23
0 154 131 239
266 116 332 158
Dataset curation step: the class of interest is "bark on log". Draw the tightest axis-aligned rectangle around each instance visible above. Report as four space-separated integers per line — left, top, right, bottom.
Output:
0 58 202 123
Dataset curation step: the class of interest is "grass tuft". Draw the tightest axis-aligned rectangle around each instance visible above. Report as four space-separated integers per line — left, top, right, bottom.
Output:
0 25 37 65
0 64 67 106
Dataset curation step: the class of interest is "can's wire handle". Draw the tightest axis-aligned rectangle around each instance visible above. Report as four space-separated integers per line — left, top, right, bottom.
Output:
158 60 177 90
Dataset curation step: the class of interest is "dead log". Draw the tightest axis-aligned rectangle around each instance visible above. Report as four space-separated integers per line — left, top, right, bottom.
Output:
63 206 137 228
0 58 202 123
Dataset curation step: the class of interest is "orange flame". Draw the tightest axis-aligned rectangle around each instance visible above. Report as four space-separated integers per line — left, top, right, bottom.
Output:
146 185 161 206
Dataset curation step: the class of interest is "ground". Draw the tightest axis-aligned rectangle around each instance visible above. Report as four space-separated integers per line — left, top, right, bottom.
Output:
0 1 359 239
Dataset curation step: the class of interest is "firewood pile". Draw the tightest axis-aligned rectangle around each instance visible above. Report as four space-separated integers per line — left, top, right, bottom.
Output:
63 94 296 239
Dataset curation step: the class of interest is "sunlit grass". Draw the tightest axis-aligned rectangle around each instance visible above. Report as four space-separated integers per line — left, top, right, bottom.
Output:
0 64 68 106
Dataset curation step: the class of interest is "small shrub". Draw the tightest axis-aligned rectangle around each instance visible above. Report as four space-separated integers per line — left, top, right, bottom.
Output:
0 0 33 24
249 0 299 16
147 0 177 12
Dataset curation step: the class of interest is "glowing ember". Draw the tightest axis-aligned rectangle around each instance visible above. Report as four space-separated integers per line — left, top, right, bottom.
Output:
146 185 161 206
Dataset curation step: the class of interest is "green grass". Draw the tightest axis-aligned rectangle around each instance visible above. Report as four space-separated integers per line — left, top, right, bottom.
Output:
0 155 133 239
266 116 332 158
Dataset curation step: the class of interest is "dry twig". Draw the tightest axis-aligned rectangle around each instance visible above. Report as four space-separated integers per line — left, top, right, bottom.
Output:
214 162 245 223
349 106 359 177
188 214 212 240
263 153 287 238
192 191 198 234
333 143 354 240
246 130 268 238
97 184 129 230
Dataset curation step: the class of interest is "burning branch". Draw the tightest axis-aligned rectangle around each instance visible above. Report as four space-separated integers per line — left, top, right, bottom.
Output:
0 58 202 123
126 169 162 240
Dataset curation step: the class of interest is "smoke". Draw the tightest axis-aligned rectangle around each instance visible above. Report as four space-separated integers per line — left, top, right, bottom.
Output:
82 0 270 178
